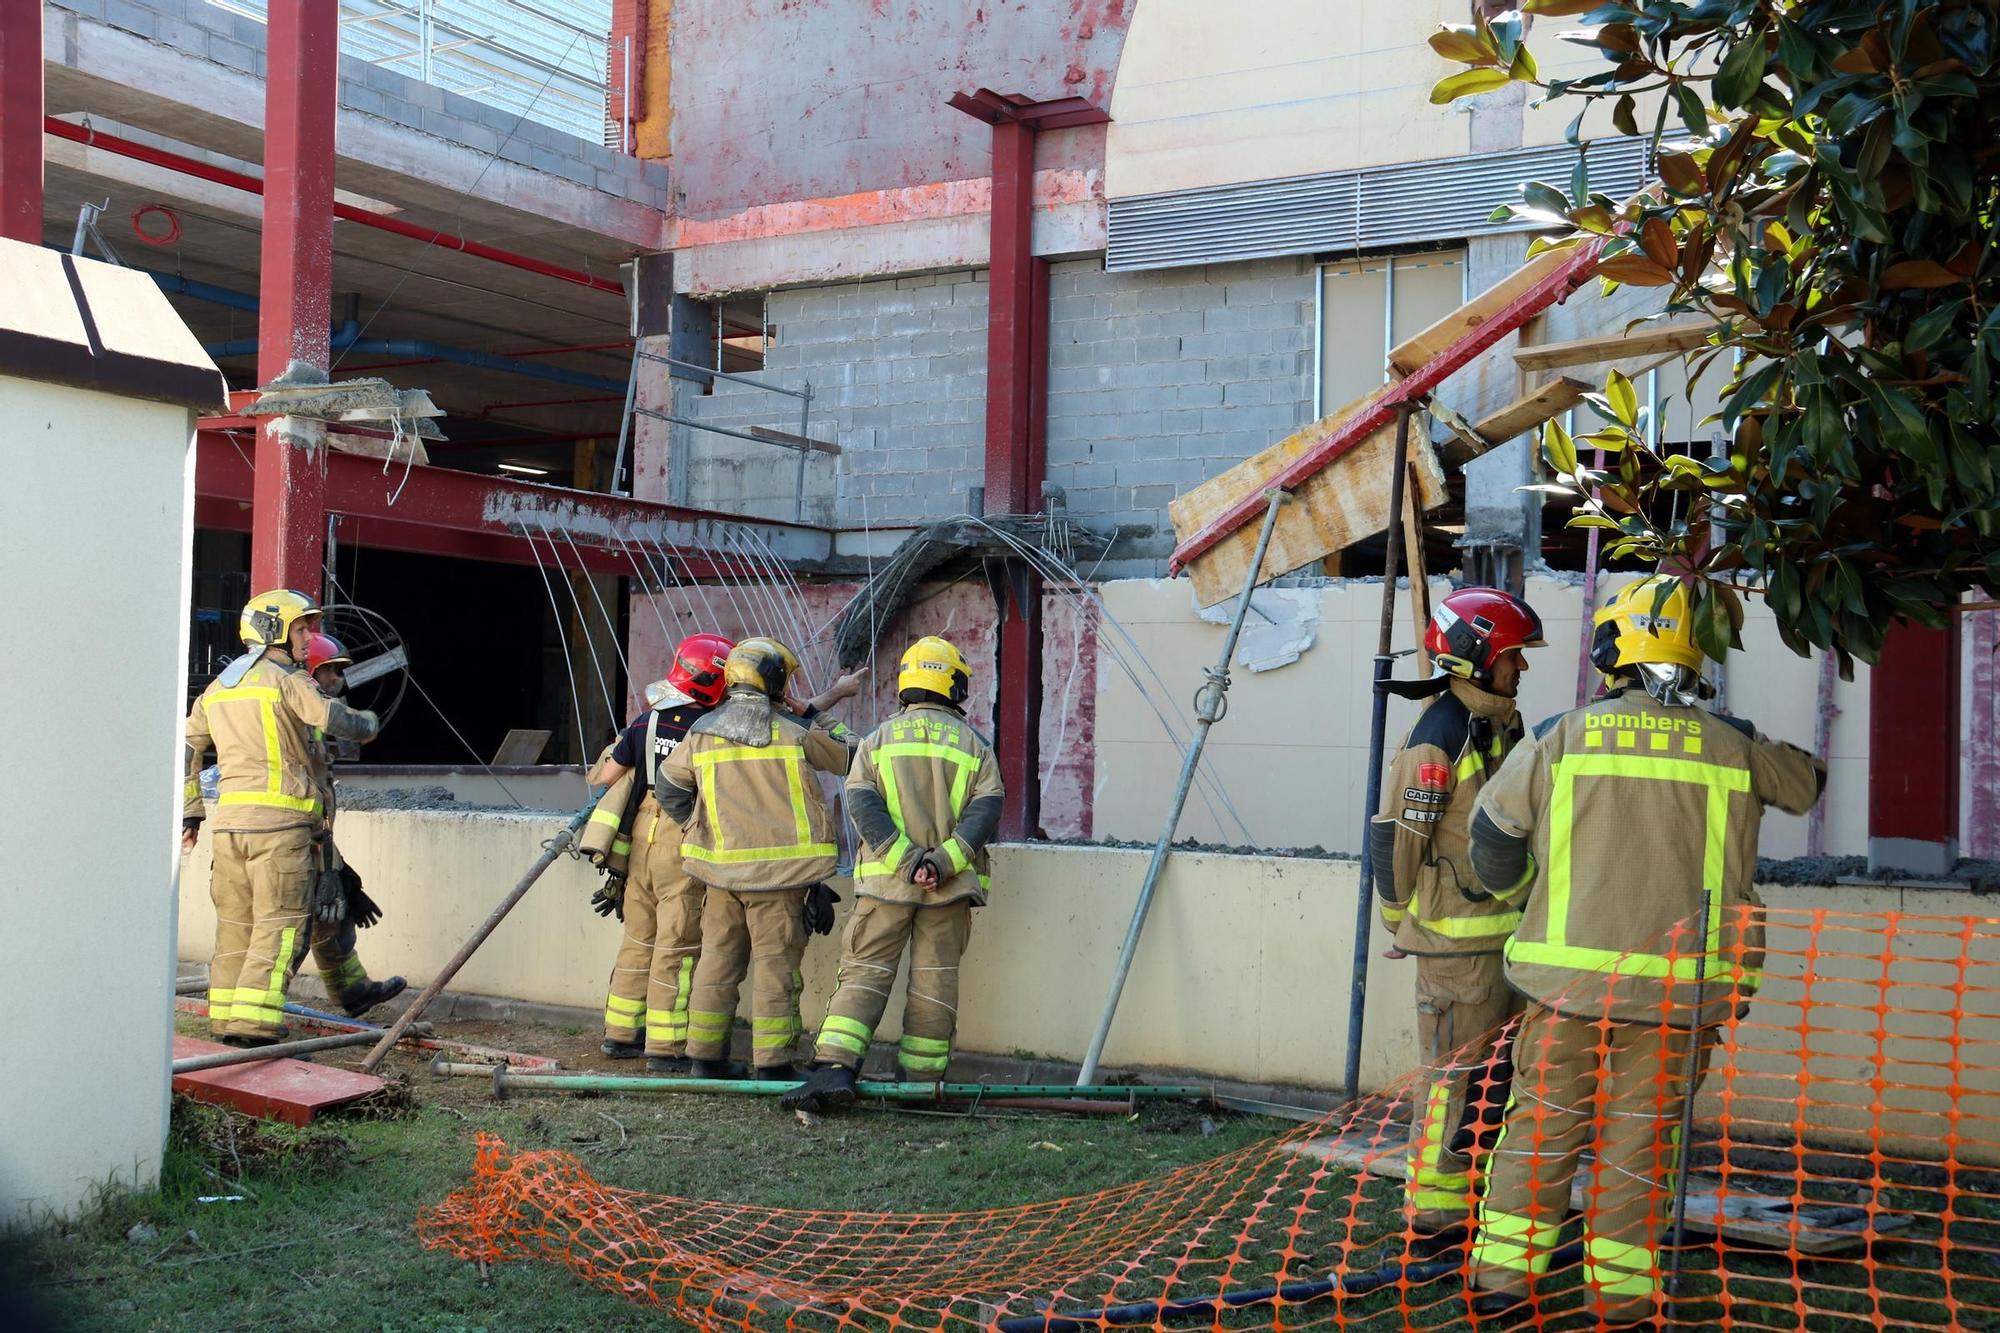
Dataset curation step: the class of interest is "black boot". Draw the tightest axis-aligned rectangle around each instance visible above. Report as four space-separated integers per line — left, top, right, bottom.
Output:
689 1055 748 1079
1405 1221 1472 1259
601 1038 645 1059
752 1063 801 1081
340 976 407 1018
780 1063 857 1113
1465 1289 1535 1328
645 1054 692 1075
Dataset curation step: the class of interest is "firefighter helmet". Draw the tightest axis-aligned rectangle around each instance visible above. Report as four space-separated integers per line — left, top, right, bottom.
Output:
304 632 352 674
897 635 971 706
240 589 322 648
1425 587 1545 688
722 637 800 699
1590 576 1706 675
666 632 736 707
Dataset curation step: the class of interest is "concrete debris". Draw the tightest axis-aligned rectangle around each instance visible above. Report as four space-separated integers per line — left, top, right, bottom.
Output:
1193 587 1320 672
337 785 460 811
1756 855 2000 892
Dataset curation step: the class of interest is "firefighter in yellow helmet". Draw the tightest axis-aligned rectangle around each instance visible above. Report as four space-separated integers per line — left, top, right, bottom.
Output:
783 636 1005 1113
1463 577 1824 1329
183 591 380 1046
655 638 866 1079
1368 587 1544 1248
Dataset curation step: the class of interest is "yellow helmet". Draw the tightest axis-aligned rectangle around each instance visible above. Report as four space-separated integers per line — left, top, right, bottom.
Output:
723 637 800 698
1590 576 1706 676
898 635 971 705
240 589 322 648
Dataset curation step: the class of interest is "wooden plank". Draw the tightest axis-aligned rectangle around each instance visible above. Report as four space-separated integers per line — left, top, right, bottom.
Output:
1514 321 1716 373
1401 461 1432 673
171 1036 385 1127
1172 409 1450 609
491 728 551 765
748 425 842 456
1473 376 1593 447
1283 1126 1912 1256
1388 247 1584 378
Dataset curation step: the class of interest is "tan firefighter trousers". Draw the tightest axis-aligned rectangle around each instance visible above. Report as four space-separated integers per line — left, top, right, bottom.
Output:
208 828 314 1039
1406 952 1522 1229
812 898 972 1077
683 887 808 1068
603 809 705 1055
309 918 371 1006
1470 1003 1713 1323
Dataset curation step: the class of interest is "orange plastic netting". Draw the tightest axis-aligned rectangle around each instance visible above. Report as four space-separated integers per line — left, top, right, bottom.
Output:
417 908 2000 1331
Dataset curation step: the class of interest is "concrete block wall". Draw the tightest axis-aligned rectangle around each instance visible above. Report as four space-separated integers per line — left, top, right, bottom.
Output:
51 0 667 207
674 258 1317 573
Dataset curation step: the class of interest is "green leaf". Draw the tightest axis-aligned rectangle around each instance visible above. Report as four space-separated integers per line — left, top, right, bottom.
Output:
1674 83 1709 137
1690 586 1735 662
1429 67 1515 104
1612 92 1638 136
1543 418 1580 477
1605 369 1640 428
1522 181 1572 217
1567 514 1626 531
1714 33 1768 108
1428 27 1499 65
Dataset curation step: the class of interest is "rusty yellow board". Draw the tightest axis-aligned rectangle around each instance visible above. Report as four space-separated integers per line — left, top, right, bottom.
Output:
1169 398 1448 609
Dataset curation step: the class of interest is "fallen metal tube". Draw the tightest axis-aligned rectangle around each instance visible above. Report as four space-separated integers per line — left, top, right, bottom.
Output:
360 805 593 1073
994 1241 1586 1333
428 1061 1203 1102
172 1030 381 1074
174 996 555 1068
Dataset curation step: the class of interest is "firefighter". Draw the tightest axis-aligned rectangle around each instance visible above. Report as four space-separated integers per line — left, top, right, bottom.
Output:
656 639 865 1079
299 632 404 1018
578 632 734 1071
783 636 1005 1113
1463 577 1823 1329
1368 587 1544 1248
183 591 379 1047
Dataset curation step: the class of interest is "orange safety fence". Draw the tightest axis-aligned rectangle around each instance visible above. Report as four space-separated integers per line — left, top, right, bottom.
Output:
416 908 2000 1331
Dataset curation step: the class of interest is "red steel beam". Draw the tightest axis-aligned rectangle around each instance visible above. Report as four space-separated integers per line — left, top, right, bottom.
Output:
42 118 625 297
251 0 337 592
1868 619 1961 873
199 433 777 580
332 340 632 374
0 0 42 243
1167 235 1611 575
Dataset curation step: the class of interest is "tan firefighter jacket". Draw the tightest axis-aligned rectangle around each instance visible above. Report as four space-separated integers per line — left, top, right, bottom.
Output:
184 649 377 835
1472 686 1823 1028
655 689 854 891
1370 677 1524 956
581 702 707 875
847 701 1006 907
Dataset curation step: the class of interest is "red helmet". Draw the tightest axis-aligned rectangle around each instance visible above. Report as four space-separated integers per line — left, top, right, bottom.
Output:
1425 588 1545 687
304 632 352 675
667 633 735 707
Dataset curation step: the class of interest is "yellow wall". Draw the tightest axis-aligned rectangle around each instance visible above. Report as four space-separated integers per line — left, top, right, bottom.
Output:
1107 0 1650 199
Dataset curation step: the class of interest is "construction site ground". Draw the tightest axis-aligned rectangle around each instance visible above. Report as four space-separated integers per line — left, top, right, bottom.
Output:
16 1014 2000 1331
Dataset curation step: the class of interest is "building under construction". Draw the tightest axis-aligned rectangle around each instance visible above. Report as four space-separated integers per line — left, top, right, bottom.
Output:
4 1 2000 1326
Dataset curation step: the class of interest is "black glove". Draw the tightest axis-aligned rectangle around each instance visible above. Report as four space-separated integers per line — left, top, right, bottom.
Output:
801 882 841 936
906 848 952 890
592 875 627 921
340 863 383 929
312 866 348 926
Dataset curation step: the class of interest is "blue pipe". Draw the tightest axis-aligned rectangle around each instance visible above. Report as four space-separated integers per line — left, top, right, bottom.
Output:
145 269 262 313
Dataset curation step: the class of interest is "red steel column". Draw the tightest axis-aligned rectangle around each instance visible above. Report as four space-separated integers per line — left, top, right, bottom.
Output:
250 0 338 592
984 115 1046 839
0 0 43 243
1868 619 1961 876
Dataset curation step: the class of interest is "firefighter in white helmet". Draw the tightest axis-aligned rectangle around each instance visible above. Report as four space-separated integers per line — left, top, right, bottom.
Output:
655 639 866 1079
183 591 379 1046
784 636 1005 1113
1464 577 1823 1329
1369 586 1545 1249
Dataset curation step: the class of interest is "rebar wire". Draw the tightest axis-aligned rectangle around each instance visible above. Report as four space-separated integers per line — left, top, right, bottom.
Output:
725 527 830 692
953 514 1257 846
611 530 679 689
860 495 883 735
549 514 635 686
737 526 838 686
325 569 527 810
522 524 595 762
531 523 619 733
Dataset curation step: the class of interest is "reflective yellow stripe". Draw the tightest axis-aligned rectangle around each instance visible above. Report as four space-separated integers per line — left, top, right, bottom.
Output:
1380 904 1408 923
605 994 644 1015
1585 1234 1658 1297
1470 1208 1561 1276
751 1014 799 1050
207 684 321 814
942 837 972 875
684 840 838 866
816 1014 872 1055
589 807 622 828
1408 908 1520 938
612 838 631 856
899 1033 951 1054
784 753 813 845
217 790 323 813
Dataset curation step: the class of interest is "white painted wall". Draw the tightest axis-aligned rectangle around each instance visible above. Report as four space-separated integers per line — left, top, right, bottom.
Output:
0 377 193 1226
1091 574 1871 858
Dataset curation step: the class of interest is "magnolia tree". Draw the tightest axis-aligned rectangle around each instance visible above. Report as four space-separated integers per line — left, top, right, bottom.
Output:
1430 0 1999 671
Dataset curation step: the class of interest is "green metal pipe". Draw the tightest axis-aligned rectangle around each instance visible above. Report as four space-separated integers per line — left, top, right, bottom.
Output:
428 1060 1204 1102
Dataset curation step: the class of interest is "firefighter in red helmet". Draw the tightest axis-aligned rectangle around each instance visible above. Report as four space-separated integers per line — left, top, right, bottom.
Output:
1369 586 1545 1248
578 632 735 1070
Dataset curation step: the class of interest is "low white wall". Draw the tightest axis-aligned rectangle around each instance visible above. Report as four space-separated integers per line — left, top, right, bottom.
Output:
1091 573 1873 859
2 378 190 1226
337 766 590 811
179 813 2000 1165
